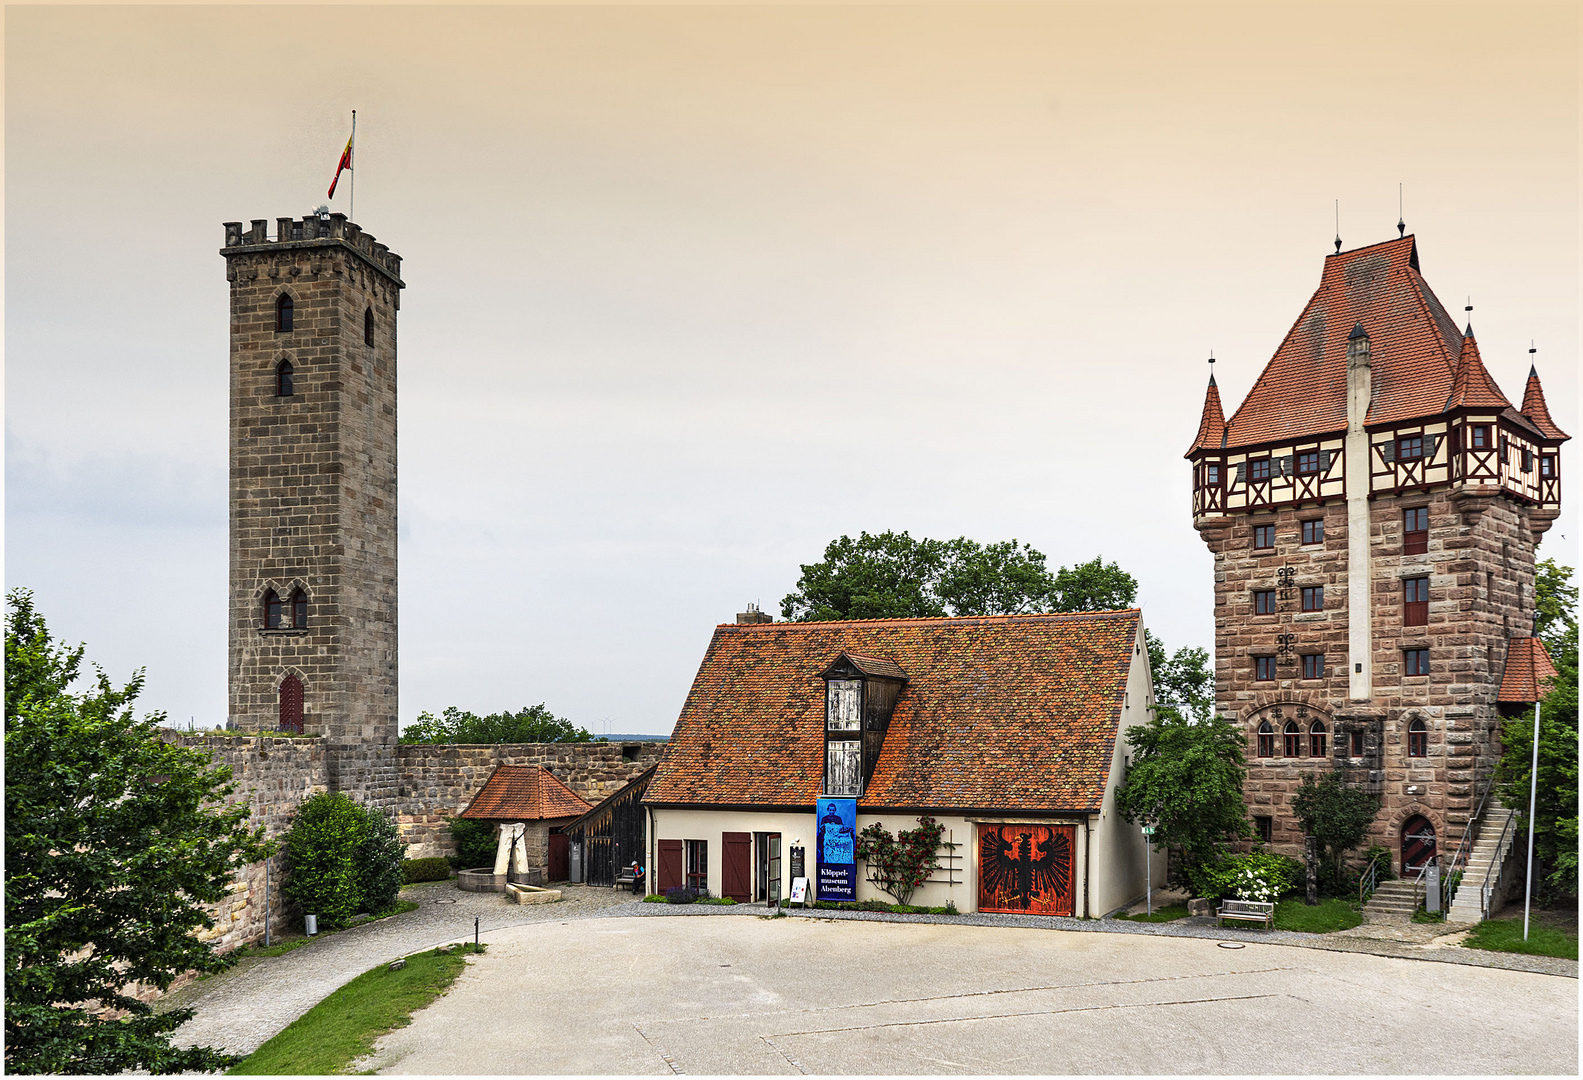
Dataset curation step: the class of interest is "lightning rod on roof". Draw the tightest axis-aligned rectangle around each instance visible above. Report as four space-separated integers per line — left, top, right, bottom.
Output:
1334 200 1342 253
1397 183 1405 238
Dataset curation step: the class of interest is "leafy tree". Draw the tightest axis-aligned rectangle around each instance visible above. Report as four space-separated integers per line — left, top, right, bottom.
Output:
1115 711 1251 879
357 806 408 916
1290 769 1382 890
780 531 1138 621
854 816 946 906
1146 630 1213 724
282 793 368 930
399 704 594 745
5 590 269 1075
1499 560 1578 899
447 817 500 870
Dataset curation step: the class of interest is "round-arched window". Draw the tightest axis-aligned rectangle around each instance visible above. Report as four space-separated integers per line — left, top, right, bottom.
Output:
1309 720 1327 759
1407 718 1428 757
364 307 374 347
1257 721 1275 758
1283 720 1302 757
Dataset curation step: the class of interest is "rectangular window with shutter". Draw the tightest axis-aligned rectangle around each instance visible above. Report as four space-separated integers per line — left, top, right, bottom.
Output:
1250 458 1271 481
1404 576 1429 626
1403 507 1428 555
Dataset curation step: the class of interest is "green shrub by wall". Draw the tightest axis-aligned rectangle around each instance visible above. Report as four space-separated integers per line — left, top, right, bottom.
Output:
447 817 497 870
282 794 408 928
403 857 453 883
358 807 407 914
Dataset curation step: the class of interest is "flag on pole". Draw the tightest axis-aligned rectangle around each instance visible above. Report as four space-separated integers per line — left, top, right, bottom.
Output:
328 131 353 199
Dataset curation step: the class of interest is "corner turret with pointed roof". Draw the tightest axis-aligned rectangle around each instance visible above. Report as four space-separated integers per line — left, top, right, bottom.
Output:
1185 374 1226 456
1445 327 1511 411
1521 364 1569 441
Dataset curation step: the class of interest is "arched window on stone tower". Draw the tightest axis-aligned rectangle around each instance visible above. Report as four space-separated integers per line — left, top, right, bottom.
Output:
1283 720 1302 757
291 589 307 629
264 589 282 629
1309 720 1327 759
275 293 294 333
1257 721 1275 758
279 674 304 733
364 306 375 347
1407 718 1428 757
275 359 294 397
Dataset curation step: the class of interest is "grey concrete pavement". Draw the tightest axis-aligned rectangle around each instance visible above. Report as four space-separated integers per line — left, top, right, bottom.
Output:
371 915 1578 1075
170 881 645 1057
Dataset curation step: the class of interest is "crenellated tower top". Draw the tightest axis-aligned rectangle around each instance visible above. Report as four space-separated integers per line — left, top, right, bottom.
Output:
221 213 404 286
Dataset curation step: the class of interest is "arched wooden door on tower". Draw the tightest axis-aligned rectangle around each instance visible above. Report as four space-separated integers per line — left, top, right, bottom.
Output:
1401 815 1437 873
977 823 1076 915
278 674 304 733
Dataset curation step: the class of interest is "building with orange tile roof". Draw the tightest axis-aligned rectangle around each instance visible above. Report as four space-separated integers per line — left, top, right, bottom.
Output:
644 609 1164 915
457 765 592 884
1186 234 1567 914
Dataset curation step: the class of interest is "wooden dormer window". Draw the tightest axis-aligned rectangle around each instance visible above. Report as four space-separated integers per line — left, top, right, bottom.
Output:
820 652 907 798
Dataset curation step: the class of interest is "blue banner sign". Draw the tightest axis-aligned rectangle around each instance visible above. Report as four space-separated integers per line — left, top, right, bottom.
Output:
816 797 857 901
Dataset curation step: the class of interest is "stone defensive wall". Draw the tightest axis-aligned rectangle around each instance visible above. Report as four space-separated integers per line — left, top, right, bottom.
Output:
160 733 664 956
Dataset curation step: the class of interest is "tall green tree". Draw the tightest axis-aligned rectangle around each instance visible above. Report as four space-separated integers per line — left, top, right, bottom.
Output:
1115 711 1251 878
1146 631 1213 724
780 531 1139 621
399 704 594 745
1500 560 1578 898
1290 769 1382 890
5 590 270 1075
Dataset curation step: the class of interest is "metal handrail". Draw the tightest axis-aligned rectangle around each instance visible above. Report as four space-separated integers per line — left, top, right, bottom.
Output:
1359 852 1387 907
1477 810 1519 921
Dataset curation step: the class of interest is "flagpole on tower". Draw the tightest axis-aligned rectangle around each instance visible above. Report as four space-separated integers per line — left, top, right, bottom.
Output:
349 110 356 223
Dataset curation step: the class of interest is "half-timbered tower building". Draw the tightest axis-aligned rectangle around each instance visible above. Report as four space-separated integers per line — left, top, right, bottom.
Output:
1186 234 1567 883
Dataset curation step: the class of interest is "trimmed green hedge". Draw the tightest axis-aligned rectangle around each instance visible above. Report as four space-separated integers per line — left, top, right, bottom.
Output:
402 857 453 883
282 794 407 930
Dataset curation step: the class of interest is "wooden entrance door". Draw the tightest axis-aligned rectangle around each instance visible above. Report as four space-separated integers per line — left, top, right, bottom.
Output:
977 823 1076 915
722 832 752 902
547 833 569 881
1401 815 1437 873
658 839 683 892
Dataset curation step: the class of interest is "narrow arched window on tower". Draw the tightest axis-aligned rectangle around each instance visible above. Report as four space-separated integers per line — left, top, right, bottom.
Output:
1283 720 1302 757
291 589 307 629
1309 720 1327 759
279 674 304 733
276 359 294 397
1257 721 1275 758
364 307 375 347
275 293 294 333
264 589 282 629
1407 718 1428 758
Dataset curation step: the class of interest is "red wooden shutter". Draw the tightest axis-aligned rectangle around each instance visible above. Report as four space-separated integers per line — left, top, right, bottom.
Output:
722 832 752 902
658 840 683 893
278 675 303 733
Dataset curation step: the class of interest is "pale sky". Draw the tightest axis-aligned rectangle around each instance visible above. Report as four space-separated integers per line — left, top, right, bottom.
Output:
6 5 1577 736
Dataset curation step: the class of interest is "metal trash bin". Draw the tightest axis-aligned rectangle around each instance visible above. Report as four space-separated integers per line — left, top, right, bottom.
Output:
305 914 318 936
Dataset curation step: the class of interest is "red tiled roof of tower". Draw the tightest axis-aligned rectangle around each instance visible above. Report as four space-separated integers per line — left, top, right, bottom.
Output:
1520 365 1569 441
1497 637 1560 704
1444 330 1512 412
1219 236 1479 450
1186 375 1227 455
459 765 592 820
645 610 1142 812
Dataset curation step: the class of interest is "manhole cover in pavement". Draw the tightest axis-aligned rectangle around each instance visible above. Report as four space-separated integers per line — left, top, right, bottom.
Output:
1216 941 1245 949
433 899 459 904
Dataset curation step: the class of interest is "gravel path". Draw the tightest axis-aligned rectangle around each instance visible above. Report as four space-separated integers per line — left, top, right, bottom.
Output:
173 882 1573 1060
170 881 646 1058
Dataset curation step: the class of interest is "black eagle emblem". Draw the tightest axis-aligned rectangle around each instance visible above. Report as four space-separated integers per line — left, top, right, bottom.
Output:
979 826 1071 911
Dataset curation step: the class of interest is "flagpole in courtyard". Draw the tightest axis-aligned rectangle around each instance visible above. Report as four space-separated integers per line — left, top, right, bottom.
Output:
348 110 356 222
1523 694 1540 940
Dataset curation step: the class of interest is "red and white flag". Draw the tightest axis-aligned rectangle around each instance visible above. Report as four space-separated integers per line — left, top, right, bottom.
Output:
327 131 353 199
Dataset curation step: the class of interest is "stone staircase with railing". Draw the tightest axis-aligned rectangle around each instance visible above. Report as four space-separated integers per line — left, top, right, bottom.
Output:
1446 806 1519 925
1362 878 1421 923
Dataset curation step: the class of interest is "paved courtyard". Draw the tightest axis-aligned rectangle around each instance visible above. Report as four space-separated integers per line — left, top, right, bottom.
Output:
368 913 1578 1075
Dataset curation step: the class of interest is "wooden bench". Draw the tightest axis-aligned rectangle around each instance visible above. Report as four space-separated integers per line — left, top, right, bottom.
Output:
614 864 641 893
1217 899 1274 928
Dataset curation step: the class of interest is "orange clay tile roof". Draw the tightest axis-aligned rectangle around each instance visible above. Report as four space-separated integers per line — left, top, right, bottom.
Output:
1444 332 1511 411
1217 236 1518 451
458 765 592 821
645 610 1142 812
1186 375 1227 454
1498 637 1560 704
838 653 908 680
1521 366 1570 441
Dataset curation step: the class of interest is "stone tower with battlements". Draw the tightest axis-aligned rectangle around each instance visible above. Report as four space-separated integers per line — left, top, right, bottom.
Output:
222 213 403 800
1186 235 1567 876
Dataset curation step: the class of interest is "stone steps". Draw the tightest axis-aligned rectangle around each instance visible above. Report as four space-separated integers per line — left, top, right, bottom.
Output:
1363 880 1421 923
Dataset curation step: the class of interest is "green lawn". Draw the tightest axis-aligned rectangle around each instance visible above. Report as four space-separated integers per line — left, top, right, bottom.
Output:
1271 897 1362 933
1113 904 1189 923
228 945 483 1074
1462 918 1578 960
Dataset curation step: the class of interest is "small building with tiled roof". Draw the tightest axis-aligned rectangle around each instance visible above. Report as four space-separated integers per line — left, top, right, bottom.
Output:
458 765 592 884
1185 231 1568 916
643 609 1163 916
